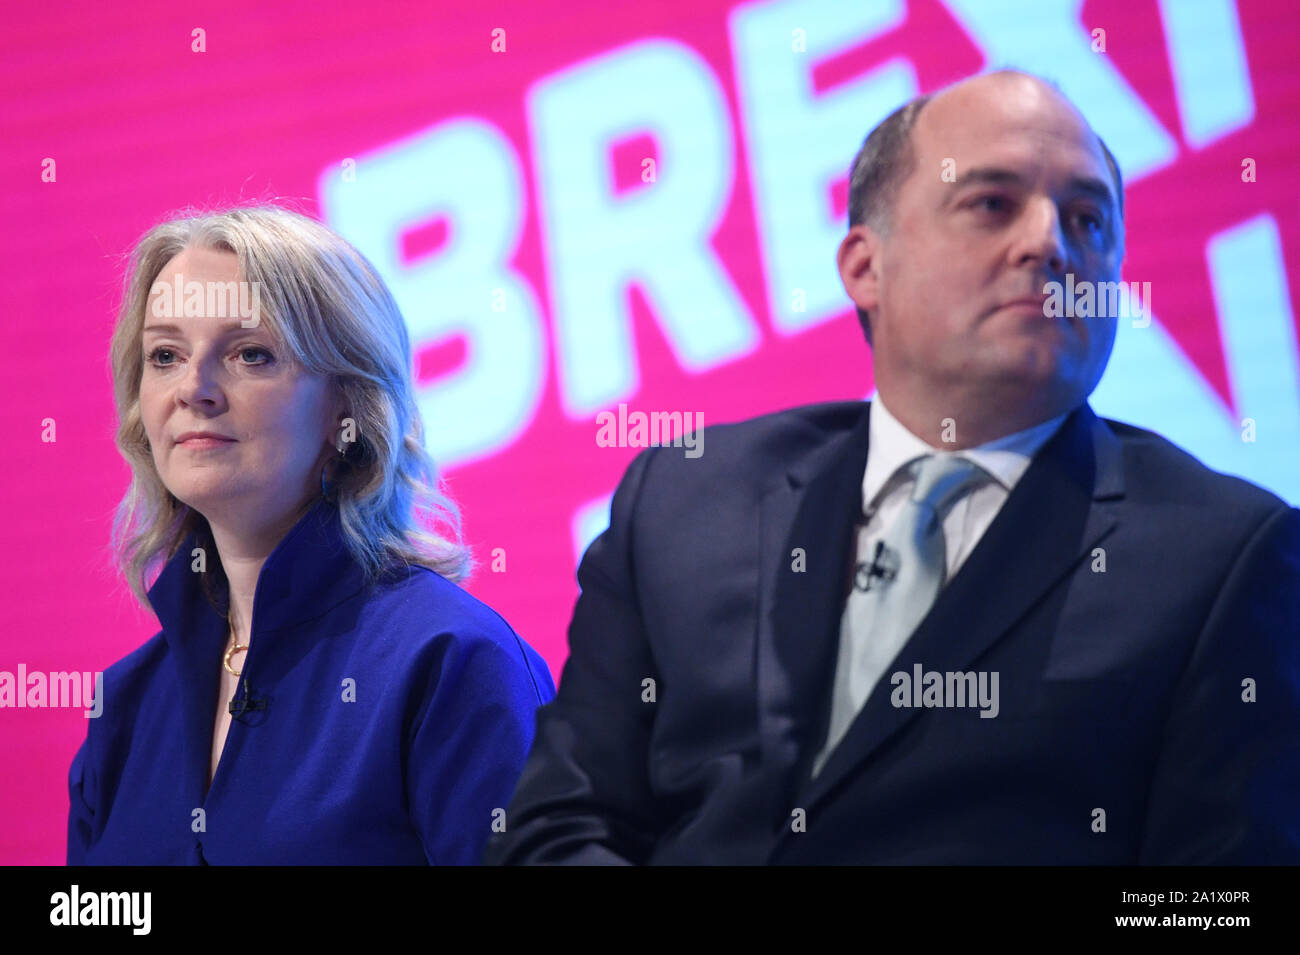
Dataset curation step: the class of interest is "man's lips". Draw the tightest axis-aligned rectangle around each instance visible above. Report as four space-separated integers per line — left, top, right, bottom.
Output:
999 296 1051 313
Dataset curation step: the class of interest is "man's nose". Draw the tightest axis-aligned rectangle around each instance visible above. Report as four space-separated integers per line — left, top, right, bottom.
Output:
1012 198 1067 277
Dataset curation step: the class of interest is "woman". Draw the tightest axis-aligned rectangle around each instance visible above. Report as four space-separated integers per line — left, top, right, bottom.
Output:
68 205 554 864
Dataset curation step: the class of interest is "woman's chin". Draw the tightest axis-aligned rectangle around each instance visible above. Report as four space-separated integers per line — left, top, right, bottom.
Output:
168 481 245 513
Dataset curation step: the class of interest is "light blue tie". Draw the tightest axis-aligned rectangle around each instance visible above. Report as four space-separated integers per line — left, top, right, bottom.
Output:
811 453 990 778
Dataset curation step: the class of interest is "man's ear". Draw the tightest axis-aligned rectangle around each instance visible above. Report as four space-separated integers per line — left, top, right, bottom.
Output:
838 224 883 318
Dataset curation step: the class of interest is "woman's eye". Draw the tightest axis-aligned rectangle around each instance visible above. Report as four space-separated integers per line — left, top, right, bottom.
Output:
143 345 274 367
237 347 273 365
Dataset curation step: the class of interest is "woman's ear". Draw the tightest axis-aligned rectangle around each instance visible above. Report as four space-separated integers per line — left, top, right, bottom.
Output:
838 224 884 318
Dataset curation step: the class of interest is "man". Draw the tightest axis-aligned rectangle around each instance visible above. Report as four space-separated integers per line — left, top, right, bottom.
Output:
484 70 1300 864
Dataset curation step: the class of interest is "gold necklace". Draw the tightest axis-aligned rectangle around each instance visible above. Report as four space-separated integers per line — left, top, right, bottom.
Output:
223 619 249 677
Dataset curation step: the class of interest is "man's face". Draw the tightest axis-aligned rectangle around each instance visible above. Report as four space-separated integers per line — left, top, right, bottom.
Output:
139 245 340 523
856 74 1123 421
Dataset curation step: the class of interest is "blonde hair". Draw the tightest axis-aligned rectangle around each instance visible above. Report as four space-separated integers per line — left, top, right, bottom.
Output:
109 203 471 612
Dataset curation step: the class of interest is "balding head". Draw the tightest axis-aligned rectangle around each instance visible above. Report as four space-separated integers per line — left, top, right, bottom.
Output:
850 71 1124 232
919 70 1123 217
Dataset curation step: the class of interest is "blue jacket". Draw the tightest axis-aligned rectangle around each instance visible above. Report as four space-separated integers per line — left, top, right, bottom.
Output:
68 497 555 865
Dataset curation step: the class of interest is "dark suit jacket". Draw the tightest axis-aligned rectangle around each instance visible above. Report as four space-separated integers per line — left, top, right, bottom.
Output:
485 400 1300 864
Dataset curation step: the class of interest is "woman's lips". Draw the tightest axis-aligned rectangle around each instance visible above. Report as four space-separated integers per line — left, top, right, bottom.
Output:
176 435 237 449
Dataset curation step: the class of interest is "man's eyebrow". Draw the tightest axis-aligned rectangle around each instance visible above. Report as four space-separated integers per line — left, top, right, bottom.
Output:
1062 175 1118 209
951 166 1118 208
955 166 1027 189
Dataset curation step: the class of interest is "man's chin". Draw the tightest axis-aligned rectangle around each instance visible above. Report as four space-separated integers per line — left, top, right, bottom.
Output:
963 347 1089 408
974 340 1064 386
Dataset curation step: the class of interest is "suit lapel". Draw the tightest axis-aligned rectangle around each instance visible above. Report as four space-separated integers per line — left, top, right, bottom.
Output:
754 403 873 806
777 401 1126 841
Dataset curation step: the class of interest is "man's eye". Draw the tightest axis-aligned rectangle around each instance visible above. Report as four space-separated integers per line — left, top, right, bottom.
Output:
1070 209 1106 238
972 195 1009 213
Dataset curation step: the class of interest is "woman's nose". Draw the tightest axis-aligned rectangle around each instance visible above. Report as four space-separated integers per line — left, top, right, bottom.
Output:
175 353 224 408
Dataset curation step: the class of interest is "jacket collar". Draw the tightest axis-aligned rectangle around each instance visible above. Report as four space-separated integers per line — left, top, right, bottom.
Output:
147 495 369 646
862 392 1071 509
147 495 377 807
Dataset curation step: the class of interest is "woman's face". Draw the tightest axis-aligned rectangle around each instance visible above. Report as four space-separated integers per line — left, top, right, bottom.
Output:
138 245 341 528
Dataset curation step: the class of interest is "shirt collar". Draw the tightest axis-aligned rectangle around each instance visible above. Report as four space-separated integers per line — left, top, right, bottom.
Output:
862 392 1071 515
147 495 371 644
